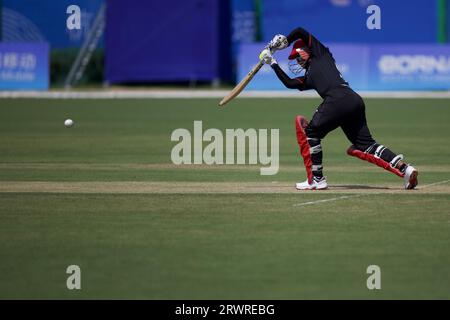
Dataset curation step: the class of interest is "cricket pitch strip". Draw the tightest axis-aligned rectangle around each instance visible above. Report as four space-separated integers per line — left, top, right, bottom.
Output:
0 181 449 194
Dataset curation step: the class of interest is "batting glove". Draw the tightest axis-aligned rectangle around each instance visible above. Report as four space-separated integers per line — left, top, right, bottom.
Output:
259 48 277 65
267 34 288 52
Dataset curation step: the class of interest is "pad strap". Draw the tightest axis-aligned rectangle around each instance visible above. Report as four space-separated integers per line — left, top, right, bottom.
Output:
390 154 404 168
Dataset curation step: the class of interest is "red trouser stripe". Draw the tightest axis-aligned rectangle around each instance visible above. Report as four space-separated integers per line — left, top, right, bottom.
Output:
347 146 404 178
295 116 313 184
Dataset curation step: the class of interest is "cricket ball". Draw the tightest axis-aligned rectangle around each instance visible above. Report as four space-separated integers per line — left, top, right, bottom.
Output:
64 119 74 128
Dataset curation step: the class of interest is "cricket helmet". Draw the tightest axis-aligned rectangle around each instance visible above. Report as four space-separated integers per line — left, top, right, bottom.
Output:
288 39 310 74
288 40 309 60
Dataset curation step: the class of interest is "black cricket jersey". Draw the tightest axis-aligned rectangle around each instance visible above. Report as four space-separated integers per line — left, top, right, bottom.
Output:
272 27 349 99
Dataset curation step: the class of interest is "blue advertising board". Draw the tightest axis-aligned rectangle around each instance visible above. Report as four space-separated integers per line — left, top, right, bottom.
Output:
0 43 49 90
238 43 369 90
368 45 450 90
329 44 369 90
238 43 450 91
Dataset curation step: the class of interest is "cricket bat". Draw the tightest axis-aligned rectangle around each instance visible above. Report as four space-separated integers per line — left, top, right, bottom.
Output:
218 60 264 107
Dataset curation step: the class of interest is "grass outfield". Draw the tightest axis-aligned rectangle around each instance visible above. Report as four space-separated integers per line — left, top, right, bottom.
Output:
0 98 449 299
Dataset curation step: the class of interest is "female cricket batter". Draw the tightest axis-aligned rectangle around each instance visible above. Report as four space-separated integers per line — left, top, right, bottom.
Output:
259 27 418 190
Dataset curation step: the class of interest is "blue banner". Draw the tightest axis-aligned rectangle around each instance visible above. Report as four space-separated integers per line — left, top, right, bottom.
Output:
262 0 437 43
0 42 49 90
105 0 231 84
2 0 104 48
238 43 450 91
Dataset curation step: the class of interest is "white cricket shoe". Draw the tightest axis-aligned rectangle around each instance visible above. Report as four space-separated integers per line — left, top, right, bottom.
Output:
404 165 418 190
295 177 328 190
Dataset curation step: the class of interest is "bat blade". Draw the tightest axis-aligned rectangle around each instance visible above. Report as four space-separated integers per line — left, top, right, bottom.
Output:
219 60 264 107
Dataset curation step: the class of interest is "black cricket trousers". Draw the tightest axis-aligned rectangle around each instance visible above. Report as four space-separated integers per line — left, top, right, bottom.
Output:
305 87 375 151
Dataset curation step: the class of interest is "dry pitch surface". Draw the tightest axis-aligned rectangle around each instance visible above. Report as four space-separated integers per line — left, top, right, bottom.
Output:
1 180 449 195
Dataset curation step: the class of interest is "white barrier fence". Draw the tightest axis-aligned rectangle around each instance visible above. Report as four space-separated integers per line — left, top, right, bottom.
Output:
1 90 450 99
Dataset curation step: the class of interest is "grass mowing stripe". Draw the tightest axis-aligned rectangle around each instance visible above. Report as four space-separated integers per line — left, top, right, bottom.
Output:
1 193 449 299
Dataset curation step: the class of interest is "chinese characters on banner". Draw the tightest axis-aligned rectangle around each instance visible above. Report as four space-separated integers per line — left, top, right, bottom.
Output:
0 43 49 90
